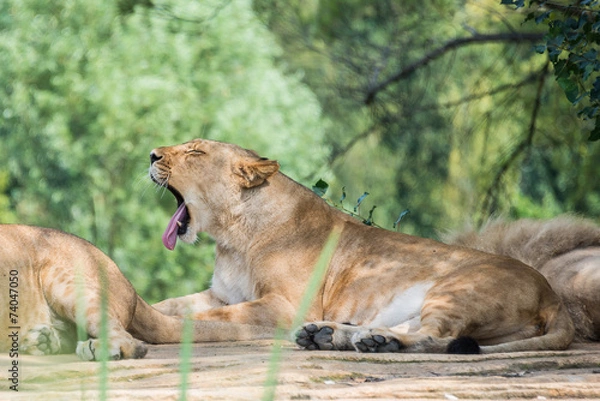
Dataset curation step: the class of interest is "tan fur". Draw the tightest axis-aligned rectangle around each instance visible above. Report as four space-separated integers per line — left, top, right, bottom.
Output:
444 216 600 341
149 139 575 354
0 225 270 360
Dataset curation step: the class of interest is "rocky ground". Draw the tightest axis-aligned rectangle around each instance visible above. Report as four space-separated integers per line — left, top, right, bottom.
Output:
1 340 600 400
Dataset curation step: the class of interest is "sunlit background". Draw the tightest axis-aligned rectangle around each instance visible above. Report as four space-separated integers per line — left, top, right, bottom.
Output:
1 0 598 302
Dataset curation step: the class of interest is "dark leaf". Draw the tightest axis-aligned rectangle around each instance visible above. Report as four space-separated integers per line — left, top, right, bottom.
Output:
339 186 347 204
590 117 600 141
590 76 600 101
364 205 377 226
354 192 369 212
578 106 598 119
535 12 551 24
556 76 580 103
393 209 410 229
312 179 329 197
500 0 524 7
525 12 535 23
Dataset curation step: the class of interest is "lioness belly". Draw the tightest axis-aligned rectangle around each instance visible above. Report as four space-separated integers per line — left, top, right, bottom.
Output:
324 282 433 329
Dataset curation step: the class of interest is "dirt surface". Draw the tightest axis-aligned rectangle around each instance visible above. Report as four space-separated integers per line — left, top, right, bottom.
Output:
1 340 600 400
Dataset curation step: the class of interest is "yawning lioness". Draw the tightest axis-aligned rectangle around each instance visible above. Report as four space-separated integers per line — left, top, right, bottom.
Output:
149 138 574 354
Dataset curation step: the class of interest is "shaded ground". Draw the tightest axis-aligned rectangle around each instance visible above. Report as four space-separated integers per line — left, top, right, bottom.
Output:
1 340 599 400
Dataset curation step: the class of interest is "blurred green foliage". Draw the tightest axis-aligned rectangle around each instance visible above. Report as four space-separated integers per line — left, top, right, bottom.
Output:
503 0 600 140
0 0 598 302
0 0 326 302
253 0 600 232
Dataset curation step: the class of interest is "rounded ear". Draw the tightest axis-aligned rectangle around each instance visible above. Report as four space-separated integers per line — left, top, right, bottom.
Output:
234 158 280 188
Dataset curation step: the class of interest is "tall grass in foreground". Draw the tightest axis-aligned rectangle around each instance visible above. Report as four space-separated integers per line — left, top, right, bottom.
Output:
261 227 342 401
98 266 110 401
75 264 89 401
75 263 110 401
178 313 194 401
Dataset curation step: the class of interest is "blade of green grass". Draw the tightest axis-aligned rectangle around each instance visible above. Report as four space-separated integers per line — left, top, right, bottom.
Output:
75 263 88 399
75 265 88 347
98 264 109 401
262 226 341 401
179 313 194 401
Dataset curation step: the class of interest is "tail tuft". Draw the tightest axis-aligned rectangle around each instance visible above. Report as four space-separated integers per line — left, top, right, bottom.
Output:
446 336 480 354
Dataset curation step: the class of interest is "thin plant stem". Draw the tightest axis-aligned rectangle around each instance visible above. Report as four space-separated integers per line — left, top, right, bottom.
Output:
178 315 194 401
75 265 88 398
98 265 109 401
261 227 342 401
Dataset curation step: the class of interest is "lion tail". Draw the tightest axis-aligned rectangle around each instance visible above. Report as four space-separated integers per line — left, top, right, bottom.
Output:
443 215 600 270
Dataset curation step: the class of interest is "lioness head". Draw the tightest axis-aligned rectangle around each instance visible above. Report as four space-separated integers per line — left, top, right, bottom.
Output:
149 139 280 250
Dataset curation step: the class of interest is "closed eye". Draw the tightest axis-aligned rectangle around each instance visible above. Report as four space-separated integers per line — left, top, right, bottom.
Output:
185 149 206 156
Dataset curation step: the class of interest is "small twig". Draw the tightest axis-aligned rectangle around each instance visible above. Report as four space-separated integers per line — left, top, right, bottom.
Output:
152 0 232 25
413 71 541 112
327 125 380 167
478 62 550 222
364 32 544 105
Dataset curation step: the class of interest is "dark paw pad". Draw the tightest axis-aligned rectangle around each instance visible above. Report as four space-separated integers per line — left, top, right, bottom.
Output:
295 324 335 350
446 336 480 354
132 343 148 359
355 334 402 353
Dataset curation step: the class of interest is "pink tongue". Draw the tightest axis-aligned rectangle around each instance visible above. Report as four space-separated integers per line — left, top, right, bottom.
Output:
162 203 187 251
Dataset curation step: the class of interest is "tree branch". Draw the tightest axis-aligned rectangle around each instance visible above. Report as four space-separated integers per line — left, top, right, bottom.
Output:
152 0 232 25
414 71 540 112
364 32 545 105
327 125 380 167
536 1 600 17
478 61 550 222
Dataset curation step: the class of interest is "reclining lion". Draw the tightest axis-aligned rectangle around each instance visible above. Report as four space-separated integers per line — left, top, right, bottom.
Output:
444 216 600 341
150 138 574 354
0 225 268 360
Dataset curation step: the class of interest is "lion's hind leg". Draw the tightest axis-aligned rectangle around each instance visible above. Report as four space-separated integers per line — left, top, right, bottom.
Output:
71 304 147 360
350 327 480 354
42 261 148 360
43 281 146 360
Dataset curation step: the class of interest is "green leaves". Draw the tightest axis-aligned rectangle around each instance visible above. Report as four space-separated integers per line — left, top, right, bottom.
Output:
556 74 580 103
522 2 600 140
310 180 413 230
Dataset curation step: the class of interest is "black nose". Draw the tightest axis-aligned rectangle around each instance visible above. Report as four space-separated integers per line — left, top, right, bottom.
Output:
150 151 162 164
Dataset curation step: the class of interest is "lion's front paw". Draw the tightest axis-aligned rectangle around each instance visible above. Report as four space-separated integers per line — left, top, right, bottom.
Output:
21 325 62 355
76 338 147 361
296 323 336 350
295 322 359 351
352 330 403 353
76 339 120 361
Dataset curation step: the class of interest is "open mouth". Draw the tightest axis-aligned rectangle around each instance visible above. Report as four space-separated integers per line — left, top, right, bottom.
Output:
162 187 190 251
